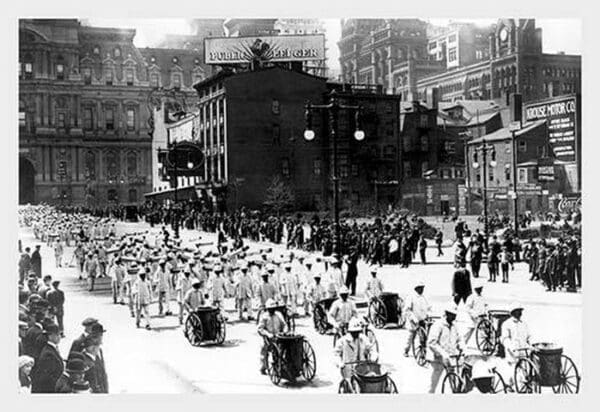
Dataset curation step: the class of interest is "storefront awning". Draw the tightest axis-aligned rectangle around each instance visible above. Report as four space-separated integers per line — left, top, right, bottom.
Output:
144 185 198 202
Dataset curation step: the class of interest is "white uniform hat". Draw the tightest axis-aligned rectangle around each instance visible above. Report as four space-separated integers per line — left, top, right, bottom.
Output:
471 360 494 379
348 317 362 332
473 278 484 289
445 303 458 315
305 259 314 266
265 298 278 309
283 262 292 269
369 265 378 274
238 259 248 268
414 278 426 288
509 301 524 312
339 285 350 295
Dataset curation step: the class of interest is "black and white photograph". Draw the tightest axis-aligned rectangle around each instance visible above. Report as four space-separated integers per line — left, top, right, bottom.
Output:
10 4 587 399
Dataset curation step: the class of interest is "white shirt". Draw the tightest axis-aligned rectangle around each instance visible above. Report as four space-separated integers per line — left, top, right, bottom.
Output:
404 292 431 325
427 319 464 362
465 293 488 320
501 317 531 362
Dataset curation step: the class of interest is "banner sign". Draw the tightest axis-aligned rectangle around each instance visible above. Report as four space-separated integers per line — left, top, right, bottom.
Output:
524 95 578 162
204 35 326 65
557 194 581 213
537 165 555 181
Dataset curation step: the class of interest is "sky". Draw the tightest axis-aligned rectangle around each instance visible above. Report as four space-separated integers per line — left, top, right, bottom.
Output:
87 18 582 73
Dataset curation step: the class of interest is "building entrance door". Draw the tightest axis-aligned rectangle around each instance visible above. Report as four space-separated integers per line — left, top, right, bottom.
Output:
440 200 450 216
19 157 35 204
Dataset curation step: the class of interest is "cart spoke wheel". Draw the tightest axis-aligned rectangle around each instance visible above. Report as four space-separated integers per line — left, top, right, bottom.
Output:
338 379 352 394
215 313 226 344
552 355 580 394
441 372 463 394
184 313 203 346
491 370 508 393
301 340 317 381
514 359 541 393
476 318 496 356
366 329 380 363
412 327 427 366
368 299 387 329
267 345 281 386
386 376 398 393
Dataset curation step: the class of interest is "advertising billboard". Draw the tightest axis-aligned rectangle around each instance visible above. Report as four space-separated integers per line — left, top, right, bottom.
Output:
204 35 326 65
524 95 578 163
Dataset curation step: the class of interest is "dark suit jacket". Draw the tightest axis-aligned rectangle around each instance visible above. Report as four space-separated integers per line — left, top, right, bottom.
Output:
69 333 87 356
82 350 109 393
22 324 44 359
31 343 64 393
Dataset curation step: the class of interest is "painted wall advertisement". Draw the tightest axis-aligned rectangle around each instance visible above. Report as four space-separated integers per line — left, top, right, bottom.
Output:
524 95 578 163
204 35 326 65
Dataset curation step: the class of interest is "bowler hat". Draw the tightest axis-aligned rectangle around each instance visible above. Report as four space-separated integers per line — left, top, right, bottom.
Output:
81 317 98 327
43 323 60 336
68 352 85 362
72 380 91 392
89 323 107 335
66 358 89 373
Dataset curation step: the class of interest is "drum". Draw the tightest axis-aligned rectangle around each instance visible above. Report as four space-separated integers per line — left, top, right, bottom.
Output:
354 362 388 393
532 342 563 387
195 306 220 341
380 292 399 323
276 334 304 378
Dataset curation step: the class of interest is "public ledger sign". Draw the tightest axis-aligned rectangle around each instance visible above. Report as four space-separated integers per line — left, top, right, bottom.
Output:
204 35 326 64
524 95 578 162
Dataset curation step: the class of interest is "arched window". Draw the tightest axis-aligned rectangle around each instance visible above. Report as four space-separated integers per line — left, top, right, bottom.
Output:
107 189 118 202
56 55 65 80
85 151 96 180
126 151 137 176
105 150 119 180
114 47 121 58
22 53 34 79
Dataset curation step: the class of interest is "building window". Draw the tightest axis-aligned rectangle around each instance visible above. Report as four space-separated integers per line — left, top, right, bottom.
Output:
128 188 137 203
150 73 160 88
56 64 65 80
505 164 511 181
339 154 349 178
448 34 457 43
419 114 428 128
313 159 321 176
476 173 481 182
403 161 412 178
105 151 119 180
105 70 113 85
114 48 121 58
475 50 483 60
126 69 134 86
384 145 395 158
272 124 280 145
448 47 457 62
127 152 137 176
24 62 33 79
489 166 494 182
421 161 429 177
105 108 114 130
172 74 182 90
93 46 100 55
272 99 280 115
83 108 94 131
444 140 456 154
351 191 360 204
385 103 393 114
518 168 527 183
428 42 437 51
537 145 546 157
351 164 359 177
83 68 92 85
456 169 464 178
518 140 527 152
505 141 511 153
85 151 96 180
126 108 135 131
281 158 290 177
56 112 65 128
19 109 26 128
420 134 429 151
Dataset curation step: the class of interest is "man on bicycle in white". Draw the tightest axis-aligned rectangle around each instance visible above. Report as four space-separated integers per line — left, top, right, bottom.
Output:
328 285 357 333
334 317 377 375
500 302 531 386
364 266 384 301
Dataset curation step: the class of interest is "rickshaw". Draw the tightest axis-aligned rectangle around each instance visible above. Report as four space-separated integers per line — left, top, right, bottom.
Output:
183 306 226 346
441 354 508 394
513 343 580 393
475 310 512 356
367 292 405 329
333 317 379 362
313 297 337 334
264 332 316 386
256 303 296 332
338 361 397 394
411 316 440 367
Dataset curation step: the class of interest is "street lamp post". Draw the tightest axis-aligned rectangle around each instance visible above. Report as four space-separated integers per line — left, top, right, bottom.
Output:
304 90 364 258
472 139 496 247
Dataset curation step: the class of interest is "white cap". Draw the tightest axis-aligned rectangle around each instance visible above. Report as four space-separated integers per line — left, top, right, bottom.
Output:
369 265 378 274
339 285 350 294
473 279 484 289
445 303 458 315
348 317 362 332
509 301 524 312
265 298 278 309
414 278 426 288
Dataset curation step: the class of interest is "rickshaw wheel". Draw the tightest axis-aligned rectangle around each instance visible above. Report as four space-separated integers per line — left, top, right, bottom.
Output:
301 339 317 381
514 358 541 393
441 372 463 393
338 379 353 394
412 326 428 367
350 376 362 393
184 312 203 346
368 298 387 329
491 370 508 393
475 318 497 356
552 355 580 394
313 304 327 334
215 313 226 344
267 344 282 386
366 329 380 363
386 376 398 393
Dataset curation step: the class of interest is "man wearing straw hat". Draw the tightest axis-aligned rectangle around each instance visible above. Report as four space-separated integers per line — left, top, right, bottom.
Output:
334 317 376 375
403 278 432 357
257 299 288 375
463 278 488 345
426 303 464 393
500 302 531 366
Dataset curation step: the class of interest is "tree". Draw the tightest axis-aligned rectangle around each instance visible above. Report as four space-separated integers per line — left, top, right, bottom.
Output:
263 176 295 215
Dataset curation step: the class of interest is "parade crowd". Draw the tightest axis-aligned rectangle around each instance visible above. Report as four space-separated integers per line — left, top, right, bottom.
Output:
18 202 581 394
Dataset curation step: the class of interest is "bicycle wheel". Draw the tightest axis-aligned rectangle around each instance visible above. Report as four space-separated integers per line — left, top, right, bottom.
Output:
552 355 580 394
441 372 463 394
491 369 508 393
368 298 387 329
475 318 497 356
412 327 428 367
514 358 541 393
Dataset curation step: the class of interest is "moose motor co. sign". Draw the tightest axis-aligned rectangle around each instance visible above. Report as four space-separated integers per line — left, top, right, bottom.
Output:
204 35 326 65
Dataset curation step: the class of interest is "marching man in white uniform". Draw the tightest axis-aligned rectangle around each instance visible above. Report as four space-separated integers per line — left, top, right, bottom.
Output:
364 266 384 300
463 278 488 345
403 279 432 357
500 302 531 386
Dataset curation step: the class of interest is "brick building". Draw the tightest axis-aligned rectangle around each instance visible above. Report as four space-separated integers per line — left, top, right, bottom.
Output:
18 19 209 207
338 18 581 104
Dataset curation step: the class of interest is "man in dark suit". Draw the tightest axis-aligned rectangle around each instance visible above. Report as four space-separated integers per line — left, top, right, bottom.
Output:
31 323 64 393
69 317 98 356
31 245 42 278
47 280 65 337
344 249 359 296
81 325 109 394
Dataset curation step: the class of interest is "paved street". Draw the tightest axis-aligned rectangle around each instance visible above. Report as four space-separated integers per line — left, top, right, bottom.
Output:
20 221 582 394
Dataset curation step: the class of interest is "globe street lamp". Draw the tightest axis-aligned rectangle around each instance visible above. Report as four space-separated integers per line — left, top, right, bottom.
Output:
304 89 364 258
